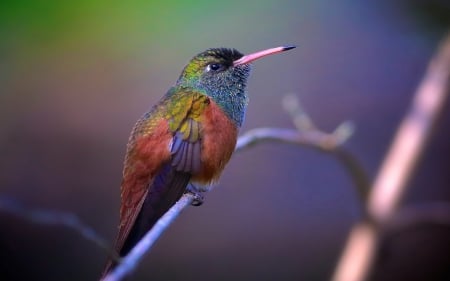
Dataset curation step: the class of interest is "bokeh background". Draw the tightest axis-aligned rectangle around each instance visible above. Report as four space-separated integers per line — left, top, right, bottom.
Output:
1 1 449 280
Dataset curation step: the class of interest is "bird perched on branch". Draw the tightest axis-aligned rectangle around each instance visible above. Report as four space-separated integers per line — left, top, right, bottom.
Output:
101 45 296 278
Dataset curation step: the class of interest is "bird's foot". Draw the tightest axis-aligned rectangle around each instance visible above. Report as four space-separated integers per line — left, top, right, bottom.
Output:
186 184 204 206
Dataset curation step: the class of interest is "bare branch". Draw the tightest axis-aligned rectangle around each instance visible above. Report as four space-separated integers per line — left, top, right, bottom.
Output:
0 196 120 262
236 117 370 208
332 32 450 281
332 149 371 207
282 94 370 206
236 126 370 204
369 33 450 221
103 193 195 281
236 127 345 152
282 94 316 131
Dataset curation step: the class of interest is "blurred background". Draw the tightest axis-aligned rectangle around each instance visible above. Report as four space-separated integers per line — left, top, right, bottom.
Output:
0 1 449 280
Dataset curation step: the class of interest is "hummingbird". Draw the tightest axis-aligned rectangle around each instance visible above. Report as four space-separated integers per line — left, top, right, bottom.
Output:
101 45 295 277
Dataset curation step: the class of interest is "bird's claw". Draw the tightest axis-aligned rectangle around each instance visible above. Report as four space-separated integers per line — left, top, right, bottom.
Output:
191 194 204 206
186 184 204 206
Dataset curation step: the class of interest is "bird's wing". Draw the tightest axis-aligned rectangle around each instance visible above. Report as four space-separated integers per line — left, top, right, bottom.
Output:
167 89 209 175
113 89 209 257
171 120 202 173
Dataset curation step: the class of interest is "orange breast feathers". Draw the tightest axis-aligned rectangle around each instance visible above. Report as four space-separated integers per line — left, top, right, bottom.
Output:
193 99 238 184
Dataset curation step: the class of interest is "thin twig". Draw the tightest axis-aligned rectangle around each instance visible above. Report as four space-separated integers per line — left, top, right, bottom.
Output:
103 193 195 281
282 94 316 131
0 196 120 262
283 94 371 205
332 32 450 281
236 127 345 152
332 149 371 206
236 126 370 206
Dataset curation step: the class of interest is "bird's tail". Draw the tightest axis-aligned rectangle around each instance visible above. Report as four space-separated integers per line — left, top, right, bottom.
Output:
100 164 191 280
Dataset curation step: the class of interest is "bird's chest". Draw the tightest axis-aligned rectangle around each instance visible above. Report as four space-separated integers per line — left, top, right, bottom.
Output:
193 101 239 184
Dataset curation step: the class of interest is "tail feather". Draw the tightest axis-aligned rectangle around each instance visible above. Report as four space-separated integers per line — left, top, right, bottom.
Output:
100 164 190 279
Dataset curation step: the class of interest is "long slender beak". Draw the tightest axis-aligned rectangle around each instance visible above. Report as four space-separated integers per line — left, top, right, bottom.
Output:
233 45 296 66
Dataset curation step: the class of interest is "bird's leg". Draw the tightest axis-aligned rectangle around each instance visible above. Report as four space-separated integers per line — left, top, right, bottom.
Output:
186 183 205 206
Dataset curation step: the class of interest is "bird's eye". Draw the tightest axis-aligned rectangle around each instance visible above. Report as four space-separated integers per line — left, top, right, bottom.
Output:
206 63 224 72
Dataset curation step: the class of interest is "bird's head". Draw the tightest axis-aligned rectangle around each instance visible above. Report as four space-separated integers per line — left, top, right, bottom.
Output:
176 48 250 94
176 46 295 126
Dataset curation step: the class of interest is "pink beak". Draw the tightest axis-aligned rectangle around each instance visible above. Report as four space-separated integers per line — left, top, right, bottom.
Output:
233 45 296 66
